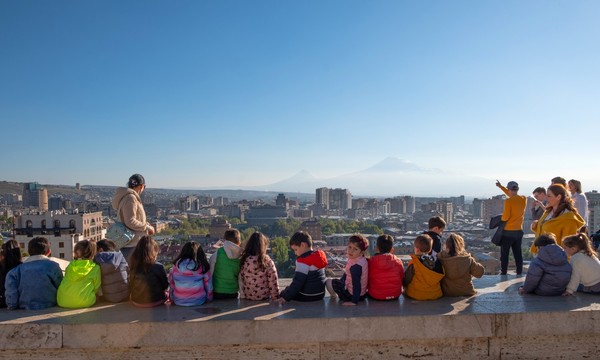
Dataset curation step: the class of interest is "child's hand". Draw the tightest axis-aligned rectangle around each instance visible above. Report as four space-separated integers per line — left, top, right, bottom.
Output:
562 291 572 296
342 301 357 306
518 286 525 295
276 297 286 305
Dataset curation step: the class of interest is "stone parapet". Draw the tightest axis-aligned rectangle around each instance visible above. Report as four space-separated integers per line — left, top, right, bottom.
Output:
1 276 599 359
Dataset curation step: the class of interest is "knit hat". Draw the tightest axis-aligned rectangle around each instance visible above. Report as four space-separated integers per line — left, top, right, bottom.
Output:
128 174 145 188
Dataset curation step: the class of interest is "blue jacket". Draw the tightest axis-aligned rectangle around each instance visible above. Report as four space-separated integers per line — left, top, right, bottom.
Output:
5 256 63 310
94 251 129 303
523 244 571 296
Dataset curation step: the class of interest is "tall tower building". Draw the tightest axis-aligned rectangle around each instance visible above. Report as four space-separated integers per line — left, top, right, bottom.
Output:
472 198 484 218
329 188 352 210
315 187 330 209
275 193 289 209
482 195 505 225
436 201 454 224
403 196 416 214
23 182 48 211
586 190 600 233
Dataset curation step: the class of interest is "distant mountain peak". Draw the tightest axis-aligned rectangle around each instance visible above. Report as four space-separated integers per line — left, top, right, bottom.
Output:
365 157 422 172
289 169 317 180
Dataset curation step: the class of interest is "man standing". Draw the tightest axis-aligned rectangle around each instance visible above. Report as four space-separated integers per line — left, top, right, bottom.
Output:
531 187 547 221
496 180 527 275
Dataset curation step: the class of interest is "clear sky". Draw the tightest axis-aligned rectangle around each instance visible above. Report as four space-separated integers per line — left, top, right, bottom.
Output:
1 1 599 195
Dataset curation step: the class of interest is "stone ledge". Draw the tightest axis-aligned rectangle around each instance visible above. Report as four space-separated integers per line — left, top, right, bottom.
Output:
1 276 600 359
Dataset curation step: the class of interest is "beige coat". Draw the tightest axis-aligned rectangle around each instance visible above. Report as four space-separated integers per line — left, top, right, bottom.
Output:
437 251 484 297
112 187 152 248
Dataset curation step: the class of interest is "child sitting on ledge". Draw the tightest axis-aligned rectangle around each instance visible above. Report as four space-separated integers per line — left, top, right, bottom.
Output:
403 234 444 300
5 237 63 310
519 233 571 296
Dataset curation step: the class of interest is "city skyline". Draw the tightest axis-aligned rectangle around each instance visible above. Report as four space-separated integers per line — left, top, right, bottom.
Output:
2 1 600 195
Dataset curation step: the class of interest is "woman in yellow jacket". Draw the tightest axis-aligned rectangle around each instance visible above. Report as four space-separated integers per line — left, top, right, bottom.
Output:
531 184 585 254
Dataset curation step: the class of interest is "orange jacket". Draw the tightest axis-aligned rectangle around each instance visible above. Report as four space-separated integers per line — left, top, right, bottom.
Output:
404 254 444 300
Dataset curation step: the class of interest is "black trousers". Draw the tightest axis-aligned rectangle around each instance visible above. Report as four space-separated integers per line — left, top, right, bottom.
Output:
500 230 524 274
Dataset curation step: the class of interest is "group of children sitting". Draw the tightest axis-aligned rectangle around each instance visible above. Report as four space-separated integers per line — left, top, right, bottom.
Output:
519 231 600 296
0 228 278 310
2 215 600 311
322 226 485 305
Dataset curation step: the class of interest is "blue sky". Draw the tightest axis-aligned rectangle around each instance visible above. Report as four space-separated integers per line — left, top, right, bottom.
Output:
1 1 599 195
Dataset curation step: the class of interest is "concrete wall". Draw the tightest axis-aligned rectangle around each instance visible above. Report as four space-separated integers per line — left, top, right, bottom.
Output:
1 310 599 359
2 276 599 359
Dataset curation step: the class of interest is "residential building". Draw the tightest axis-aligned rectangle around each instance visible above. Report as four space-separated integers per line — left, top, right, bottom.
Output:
300 218 322 241
316 187 330 209
14 210 104 260
587 190 600 233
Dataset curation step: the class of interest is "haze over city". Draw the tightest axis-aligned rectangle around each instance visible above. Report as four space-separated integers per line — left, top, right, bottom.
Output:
2 1 600 196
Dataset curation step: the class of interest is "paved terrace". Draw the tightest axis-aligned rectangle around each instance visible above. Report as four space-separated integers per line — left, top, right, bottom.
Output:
1 275 599 359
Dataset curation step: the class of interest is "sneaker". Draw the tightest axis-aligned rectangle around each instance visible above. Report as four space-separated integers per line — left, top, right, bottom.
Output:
325 278 337 298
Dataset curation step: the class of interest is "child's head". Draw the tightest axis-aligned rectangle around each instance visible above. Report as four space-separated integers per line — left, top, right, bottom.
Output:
533 233 557 248
445 233 466 257
376 234 394 254
563 233 597 258
74 240 96 260
414 235 433 255
428 216 446 234
28 237 51 256
243 232 268 256
96 239 117 252
240 232 269 270
224 229 241 245
174 241 209 273
289 231 313 257
130 236 160 273
347 234 368 259
1 240 22 269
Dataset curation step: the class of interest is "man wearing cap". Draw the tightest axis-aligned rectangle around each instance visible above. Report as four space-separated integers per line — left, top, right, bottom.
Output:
495 180 527 275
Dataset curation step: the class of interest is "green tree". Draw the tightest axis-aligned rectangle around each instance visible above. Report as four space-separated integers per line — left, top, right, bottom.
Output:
269 218 301 238
318 218 383 235
319 218 337 236
270 236 290 271
241 227 259 242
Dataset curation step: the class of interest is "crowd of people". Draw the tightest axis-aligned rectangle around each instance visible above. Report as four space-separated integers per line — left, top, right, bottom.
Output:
1 174 599 311
495 176 599 296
